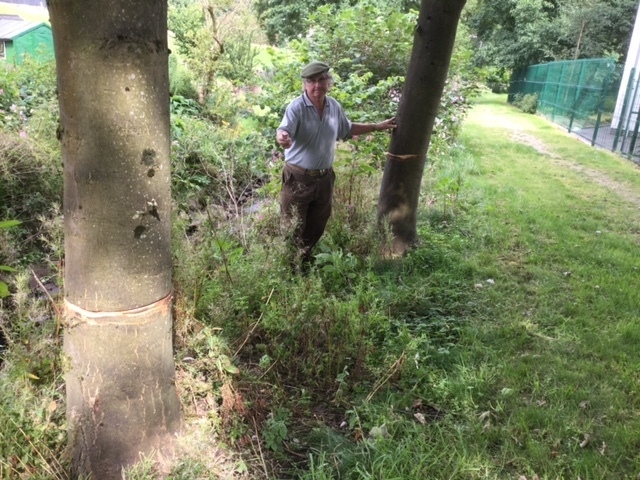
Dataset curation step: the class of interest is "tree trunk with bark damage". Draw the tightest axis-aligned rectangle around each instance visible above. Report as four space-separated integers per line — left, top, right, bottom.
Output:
49 1 181 477
377 0 467 254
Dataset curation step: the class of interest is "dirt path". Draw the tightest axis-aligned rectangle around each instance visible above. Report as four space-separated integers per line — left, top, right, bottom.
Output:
509 129 640 207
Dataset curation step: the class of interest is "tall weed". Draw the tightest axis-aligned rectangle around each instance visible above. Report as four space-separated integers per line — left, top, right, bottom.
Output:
0 272 65 478
0 134 61 222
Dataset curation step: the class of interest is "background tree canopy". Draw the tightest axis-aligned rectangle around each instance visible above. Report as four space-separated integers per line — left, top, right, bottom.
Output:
253 0 419 45
251 0 637 73
465 0 638 71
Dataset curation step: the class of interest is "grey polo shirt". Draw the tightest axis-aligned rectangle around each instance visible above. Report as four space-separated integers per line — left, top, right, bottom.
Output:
277 92 352 170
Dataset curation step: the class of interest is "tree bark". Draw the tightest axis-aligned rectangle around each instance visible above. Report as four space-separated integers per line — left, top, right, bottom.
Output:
48 1 181 477
377 0 467 254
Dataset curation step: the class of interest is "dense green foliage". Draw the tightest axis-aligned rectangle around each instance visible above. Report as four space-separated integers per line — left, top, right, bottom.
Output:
254 0 419 45
253 0 347 45
465 0 638 71
301 1 415 82
512 92 539 113
169 0 263 98
0 57 61 277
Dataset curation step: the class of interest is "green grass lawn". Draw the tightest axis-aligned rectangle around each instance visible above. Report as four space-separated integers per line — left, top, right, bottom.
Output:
88 93 640 479
416 93 640 479
290 93 640 479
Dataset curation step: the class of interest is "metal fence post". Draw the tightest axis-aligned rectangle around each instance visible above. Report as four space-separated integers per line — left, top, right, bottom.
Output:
624 74 640 159
591 59 616 146
568 60 587 132
552 61 567 122
613 68 636 152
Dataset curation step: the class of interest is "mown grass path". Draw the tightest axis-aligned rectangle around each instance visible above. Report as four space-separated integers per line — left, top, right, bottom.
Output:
442 93 640 478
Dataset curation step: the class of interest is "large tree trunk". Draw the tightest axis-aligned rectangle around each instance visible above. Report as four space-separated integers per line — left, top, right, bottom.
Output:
49 1 181 477
377 0 467 254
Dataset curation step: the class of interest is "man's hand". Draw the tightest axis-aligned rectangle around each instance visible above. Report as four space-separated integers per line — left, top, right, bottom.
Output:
376 117 397 131
277 130 292 149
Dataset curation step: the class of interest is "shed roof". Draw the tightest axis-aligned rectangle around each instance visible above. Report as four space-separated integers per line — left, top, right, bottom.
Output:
0 15 48 40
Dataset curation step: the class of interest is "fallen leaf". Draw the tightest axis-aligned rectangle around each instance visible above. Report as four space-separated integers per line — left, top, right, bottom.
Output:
579 433 591 448
414 412 426 425
478 410 491 421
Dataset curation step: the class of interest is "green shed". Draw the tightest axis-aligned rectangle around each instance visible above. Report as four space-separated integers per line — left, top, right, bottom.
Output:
0 14 53 64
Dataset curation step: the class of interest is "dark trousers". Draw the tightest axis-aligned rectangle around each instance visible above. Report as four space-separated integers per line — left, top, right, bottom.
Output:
280 163 335 260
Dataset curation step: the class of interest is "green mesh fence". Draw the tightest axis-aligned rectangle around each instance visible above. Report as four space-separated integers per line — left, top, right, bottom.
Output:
508 58 639 161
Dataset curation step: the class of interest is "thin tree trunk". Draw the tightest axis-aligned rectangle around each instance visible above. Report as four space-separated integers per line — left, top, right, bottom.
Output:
49 1 181 477
377 0 467 254
574 19 586 60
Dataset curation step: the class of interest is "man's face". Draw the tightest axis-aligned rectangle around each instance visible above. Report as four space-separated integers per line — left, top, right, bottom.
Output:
304 73 330 103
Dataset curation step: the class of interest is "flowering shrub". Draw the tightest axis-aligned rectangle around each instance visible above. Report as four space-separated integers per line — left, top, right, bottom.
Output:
429 77 481 159
0 57 57 134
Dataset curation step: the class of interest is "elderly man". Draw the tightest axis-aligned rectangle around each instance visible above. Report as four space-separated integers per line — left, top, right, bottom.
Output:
276 61 396 266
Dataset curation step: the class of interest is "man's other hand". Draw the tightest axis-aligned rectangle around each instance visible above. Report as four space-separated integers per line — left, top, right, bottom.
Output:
277 130 292 148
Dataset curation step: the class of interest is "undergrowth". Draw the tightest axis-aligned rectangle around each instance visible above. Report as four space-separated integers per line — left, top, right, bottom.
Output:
5 92 640 478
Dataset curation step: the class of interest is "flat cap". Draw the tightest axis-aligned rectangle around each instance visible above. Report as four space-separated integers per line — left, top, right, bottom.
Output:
301 61 330 78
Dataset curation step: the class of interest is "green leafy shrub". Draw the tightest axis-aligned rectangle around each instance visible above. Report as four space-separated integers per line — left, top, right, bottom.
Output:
248 49 304 134
0 57 57 133
330 72 402 122
0 57 61 234
429 78 481 159
301 1 415 83
169 0 264 104
262 408 290 452
202 78 245 124
169 54 199 100
512 93 539 114
253 0 339 45
216 34 259 86
170 114 271 212
482 66 511 93
171 94 201 117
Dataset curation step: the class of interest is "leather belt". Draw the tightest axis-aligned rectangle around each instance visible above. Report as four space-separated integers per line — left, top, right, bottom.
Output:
285 163 329 177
